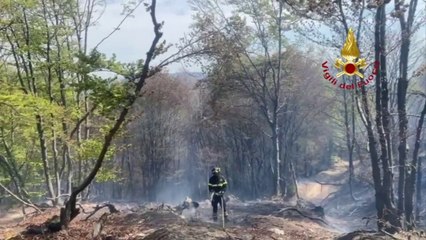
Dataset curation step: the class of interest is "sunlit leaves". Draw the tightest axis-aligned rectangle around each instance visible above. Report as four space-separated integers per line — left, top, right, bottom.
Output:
77 139 115 161
0 88 64 127
0 0 134 201
96 167 119 182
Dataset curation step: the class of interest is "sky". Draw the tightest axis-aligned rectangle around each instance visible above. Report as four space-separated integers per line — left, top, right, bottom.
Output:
87 0 197 73
87 0 425 74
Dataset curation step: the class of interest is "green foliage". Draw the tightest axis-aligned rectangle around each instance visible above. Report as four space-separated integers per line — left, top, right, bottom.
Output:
97 167 120 182
77 139 118 183
78 139 115 161
0 88 65 118
0 176 11 183
0 0 134 201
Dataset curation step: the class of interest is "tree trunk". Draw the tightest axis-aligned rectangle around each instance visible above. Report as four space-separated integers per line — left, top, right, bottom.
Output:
360 85 384 222
370 4 402 232
395 0 419 219
51 133 61 206
272 122 281 196
289 157 299 199
374 4 395 212
343 84 356 200
58 1 163 228
36 116 56 202
273 1 283 197
360 82 401 233
404 100 426 228
0 155 29 201
396 57 408 216
415 155 423 220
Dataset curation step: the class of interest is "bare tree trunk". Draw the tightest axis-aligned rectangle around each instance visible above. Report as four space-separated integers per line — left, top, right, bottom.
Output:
415 155 423 220
360 85 385 227
377 6 394 206
51 132 61 205
273 1 283 197
343 84 356 200
395 0 419 220
360 79 401 233
272 122 281 196
289 157 299 199
351 3 404 232
375 3 395 213
404 100 426 228
397 68 408 216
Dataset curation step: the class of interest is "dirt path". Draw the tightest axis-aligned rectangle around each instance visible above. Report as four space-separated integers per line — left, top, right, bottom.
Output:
295 159 378 234
0 209 24 227
297 180 339 204
297 159 348 204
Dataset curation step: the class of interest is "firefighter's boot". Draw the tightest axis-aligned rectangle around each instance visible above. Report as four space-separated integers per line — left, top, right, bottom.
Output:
212 212 218 222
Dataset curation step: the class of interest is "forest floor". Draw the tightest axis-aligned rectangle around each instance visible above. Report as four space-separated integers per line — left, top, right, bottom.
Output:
1 160 425 240
0 200 340 240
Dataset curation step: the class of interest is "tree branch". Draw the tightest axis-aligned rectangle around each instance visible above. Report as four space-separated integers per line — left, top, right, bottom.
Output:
0 182 41 212
69 104 98 138
92 0 145 51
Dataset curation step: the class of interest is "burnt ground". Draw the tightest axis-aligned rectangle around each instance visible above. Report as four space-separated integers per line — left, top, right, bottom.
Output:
1 159 426 240
0 200 339 240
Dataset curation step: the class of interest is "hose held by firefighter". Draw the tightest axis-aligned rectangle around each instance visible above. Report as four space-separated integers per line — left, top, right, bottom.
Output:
208 167 228 221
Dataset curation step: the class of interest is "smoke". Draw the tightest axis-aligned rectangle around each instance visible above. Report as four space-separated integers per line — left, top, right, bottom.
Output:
181 208 197 219
154 181 193 205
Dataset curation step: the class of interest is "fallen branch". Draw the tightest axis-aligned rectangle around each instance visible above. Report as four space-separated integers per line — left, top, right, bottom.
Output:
379 229 402 240
77 203 88 214
275 207 328 225
336 230 377 240
156 203 174 212
84 203 119 221
0 182 41 212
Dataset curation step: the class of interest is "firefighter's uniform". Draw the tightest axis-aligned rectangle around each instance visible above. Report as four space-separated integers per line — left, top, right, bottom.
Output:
208 167 228 221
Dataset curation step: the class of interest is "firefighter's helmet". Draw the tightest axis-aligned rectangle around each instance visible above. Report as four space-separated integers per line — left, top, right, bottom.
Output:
211 167 221 175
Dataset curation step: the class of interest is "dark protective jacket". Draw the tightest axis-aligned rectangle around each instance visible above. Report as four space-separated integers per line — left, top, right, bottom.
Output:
208 175 227 193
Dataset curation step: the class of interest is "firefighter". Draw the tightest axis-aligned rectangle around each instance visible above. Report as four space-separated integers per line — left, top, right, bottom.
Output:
208 167 228 221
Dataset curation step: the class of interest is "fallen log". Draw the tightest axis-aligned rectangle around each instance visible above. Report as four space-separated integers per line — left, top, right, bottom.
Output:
24 203 119 235
84 203 119 221
25 215 61 235
336 230 378 240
